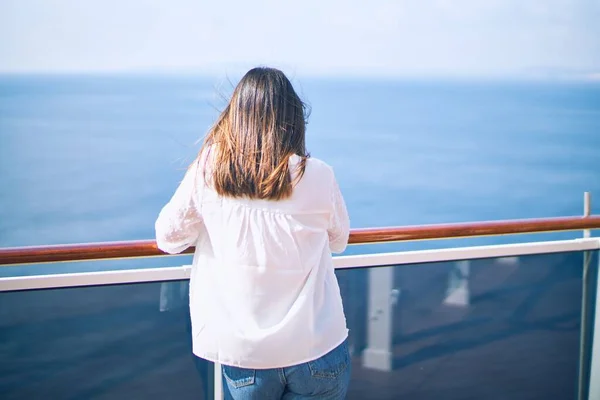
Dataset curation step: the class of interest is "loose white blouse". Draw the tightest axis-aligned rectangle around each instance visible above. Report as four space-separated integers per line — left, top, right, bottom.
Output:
155 152 350 369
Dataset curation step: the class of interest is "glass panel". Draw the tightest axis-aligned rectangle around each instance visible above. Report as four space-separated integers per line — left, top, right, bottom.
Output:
0 281 212 400
1 250 597 399
337 250 598 400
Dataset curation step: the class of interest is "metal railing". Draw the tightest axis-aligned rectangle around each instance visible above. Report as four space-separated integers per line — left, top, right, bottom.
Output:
1 215 599 266
1 209 599 400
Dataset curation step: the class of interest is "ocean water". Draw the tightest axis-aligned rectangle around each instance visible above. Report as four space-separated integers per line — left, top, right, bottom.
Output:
0 74 599 275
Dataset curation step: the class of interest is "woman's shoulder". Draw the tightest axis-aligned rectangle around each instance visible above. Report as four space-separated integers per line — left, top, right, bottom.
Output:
301 155 334 174
291 155 336 187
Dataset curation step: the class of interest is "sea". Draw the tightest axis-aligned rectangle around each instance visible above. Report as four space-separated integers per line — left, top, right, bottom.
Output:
1 75 600 399
0 74 599 275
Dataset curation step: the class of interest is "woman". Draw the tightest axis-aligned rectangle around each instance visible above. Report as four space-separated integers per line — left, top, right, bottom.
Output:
155 67 351 399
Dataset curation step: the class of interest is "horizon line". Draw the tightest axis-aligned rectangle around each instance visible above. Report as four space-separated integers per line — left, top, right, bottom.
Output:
1 68 599 83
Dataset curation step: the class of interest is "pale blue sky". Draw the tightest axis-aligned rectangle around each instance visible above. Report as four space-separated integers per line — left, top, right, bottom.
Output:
1 0 599 78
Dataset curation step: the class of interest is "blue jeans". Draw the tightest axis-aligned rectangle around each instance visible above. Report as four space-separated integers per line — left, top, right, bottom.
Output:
221 339 351 400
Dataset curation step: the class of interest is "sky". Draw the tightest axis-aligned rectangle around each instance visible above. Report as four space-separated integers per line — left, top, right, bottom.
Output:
1 0 599 79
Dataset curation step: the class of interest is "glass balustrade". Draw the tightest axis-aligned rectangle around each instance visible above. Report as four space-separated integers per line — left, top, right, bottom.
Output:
0 248 598 399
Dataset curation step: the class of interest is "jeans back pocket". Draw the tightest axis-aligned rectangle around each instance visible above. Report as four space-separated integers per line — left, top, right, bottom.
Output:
222 365 256 388
307 339 350 379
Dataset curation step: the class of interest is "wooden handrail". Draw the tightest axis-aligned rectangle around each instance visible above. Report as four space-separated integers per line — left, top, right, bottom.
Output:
1 215 599 266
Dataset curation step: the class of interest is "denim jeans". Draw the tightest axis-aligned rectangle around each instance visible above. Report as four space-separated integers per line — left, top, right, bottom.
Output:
221 339 351 400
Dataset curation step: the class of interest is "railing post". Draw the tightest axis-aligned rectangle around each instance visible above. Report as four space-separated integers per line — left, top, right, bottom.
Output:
584 192 591 238
579 192 597 400
578 251 593 400
444 260 470 306
588 249 600 400
214 362 223 400
578 192 593 400
363 266 395 371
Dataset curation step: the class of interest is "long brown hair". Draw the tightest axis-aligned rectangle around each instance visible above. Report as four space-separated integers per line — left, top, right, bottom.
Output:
198 67 309 200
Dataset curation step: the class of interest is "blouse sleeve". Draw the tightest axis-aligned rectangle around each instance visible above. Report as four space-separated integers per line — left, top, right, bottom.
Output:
155 159 204 254
327 171 350 254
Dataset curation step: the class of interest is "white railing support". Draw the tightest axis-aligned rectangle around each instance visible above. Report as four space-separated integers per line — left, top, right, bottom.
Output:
444 260 471 306
584 192 591 238
214 362 223 400
588 247 600 400
363 266 395 371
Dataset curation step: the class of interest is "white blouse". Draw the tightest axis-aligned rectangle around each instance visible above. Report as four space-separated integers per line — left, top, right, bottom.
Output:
155 152 350 369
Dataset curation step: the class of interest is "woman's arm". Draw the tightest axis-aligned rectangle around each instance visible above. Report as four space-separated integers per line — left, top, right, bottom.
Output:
327 171 350 254
155 160 204 254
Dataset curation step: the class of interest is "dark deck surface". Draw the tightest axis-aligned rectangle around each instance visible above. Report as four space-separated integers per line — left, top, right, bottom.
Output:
0 250 595 399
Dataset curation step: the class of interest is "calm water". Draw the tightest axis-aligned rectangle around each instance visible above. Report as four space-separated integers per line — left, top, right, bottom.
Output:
1 76 599 399
0 74 599 274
